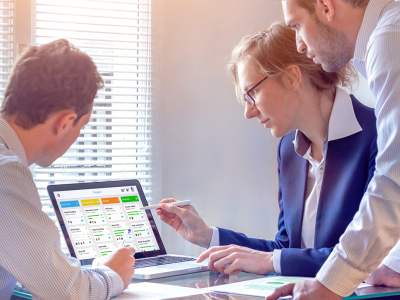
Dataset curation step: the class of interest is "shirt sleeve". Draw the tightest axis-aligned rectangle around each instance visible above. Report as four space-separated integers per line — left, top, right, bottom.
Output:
273 249 282 274
96 266 125 297
0 161 123 300
382 241 400 272
208 227 220 248
317 25 400 297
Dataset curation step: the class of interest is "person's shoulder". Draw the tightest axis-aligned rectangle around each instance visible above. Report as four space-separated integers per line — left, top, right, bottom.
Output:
369 1 400 45
280 131 296 145
0 144 39 205
279 131 297 152
350 95 377 133
350 95 375 114
377 1 400 28
0 143 28 171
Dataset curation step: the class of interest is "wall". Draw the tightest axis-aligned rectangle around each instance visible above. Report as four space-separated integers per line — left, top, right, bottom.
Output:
152 0 376 256
153 0 284 256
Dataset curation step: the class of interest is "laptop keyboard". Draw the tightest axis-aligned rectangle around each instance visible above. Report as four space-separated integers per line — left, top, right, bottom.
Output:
133 256 196 269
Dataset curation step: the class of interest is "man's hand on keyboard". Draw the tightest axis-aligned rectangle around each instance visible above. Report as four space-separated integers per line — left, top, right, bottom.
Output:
93 247 136 288
156 198 213 248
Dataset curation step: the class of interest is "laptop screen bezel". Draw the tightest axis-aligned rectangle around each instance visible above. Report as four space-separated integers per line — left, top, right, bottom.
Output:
48 179 167 265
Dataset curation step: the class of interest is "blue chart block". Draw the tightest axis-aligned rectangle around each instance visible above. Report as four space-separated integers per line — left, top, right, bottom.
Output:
60 200 80 208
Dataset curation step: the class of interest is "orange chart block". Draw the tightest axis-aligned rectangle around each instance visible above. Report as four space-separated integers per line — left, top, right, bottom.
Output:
81 199 100 206
101 197 120 205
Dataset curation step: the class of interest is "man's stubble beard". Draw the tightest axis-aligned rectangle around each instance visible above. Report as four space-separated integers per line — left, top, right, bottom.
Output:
313 16 353 72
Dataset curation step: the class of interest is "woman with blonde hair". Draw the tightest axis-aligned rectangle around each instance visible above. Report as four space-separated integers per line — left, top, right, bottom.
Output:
156 22 377 277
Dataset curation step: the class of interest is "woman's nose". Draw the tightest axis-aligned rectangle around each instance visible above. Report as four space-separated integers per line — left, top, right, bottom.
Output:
244 102 259 119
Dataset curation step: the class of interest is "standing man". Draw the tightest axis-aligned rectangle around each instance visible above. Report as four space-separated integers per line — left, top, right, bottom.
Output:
0 39 135 299
267 0 400 299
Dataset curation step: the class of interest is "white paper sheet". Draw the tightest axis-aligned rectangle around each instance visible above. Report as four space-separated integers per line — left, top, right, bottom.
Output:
204 276 374 299
113 282 206 300
357 283 373 289
203 276 311 298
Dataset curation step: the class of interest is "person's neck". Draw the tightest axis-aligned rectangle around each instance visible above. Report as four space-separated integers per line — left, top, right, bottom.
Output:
2 116 47 166
298 88 335 162
331 1 368 54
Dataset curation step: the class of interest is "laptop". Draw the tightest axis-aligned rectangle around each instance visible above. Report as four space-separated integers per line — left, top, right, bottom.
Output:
48 179 209 279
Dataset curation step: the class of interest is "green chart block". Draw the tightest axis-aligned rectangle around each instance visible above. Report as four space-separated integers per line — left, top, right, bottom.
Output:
121 196 139 203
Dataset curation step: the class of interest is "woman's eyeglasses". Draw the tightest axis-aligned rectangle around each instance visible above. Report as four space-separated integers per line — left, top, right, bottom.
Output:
243 76 268 106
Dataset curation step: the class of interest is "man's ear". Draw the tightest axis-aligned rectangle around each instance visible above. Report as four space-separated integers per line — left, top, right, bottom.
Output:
52 111 78 136
316 0 335 22
284 65 302 91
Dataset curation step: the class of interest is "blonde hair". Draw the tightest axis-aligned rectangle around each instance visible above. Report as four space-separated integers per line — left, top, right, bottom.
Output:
228 22 357 104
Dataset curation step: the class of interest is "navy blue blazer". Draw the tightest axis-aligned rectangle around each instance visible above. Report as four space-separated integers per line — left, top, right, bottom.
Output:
218 96 377 277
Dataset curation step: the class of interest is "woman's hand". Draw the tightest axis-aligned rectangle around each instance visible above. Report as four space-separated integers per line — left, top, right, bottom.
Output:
197 245 275 275
155 198 213 248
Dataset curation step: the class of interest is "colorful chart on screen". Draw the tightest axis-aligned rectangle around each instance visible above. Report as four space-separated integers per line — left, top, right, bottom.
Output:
54 186 160 260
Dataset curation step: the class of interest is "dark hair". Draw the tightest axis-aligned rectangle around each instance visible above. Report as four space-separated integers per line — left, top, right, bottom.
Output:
1 39 104 129
295 0 369 15
228 22 357 103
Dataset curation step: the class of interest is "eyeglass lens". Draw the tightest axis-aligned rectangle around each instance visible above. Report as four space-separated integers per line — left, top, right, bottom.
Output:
244 94 255 105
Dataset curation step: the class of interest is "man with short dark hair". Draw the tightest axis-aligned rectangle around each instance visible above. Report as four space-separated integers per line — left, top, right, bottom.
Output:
266 0 400 299
0 39 135 300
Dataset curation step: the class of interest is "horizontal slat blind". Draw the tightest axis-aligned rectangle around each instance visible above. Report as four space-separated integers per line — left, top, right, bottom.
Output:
0 0 13 105
32 0 153 236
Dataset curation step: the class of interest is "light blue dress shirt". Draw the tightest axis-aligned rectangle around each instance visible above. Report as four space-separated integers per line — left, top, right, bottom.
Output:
0 119 124 300
316 0 400 296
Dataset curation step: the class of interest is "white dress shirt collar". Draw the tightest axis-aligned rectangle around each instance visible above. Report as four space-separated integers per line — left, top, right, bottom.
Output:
0 118 28 166
354 0 394 62
293 87 362 156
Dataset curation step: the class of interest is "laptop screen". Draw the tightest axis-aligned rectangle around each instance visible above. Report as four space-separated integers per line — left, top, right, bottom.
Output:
49 180 164 261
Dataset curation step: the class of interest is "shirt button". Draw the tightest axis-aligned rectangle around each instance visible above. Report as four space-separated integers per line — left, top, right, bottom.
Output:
319 168 324 174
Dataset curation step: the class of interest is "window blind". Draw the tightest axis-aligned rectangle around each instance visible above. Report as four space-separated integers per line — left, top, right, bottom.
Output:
32 0 153 237
0 0 13 104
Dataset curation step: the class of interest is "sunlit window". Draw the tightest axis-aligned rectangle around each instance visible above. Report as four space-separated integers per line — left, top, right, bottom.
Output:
32 0 153 252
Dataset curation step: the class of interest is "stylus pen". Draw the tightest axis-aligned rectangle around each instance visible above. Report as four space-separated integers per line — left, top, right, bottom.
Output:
120 229 131 247
140 200 192 210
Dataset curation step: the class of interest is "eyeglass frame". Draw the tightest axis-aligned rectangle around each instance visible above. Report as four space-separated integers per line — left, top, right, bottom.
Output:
243 76 268 106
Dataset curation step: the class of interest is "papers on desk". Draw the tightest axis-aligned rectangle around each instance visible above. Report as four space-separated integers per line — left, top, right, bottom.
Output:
203 276 311 298
113 282 205 300
203 276 374 299
357 282 373 289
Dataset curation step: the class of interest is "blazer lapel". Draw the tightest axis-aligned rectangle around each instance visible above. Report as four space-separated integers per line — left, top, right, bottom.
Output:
282 152 309 248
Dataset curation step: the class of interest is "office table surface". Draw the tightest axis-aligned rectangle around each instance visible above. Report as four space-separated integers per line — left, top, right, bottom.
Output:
12 270 400 299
